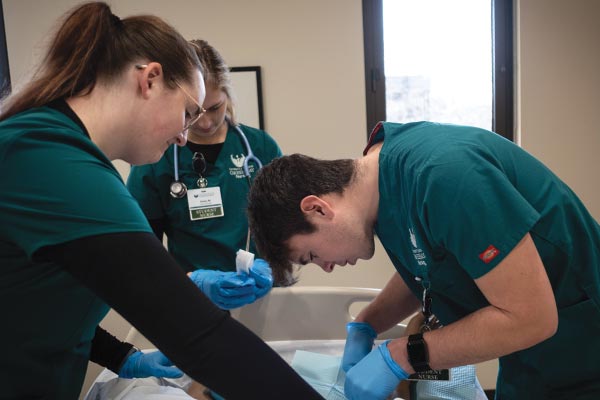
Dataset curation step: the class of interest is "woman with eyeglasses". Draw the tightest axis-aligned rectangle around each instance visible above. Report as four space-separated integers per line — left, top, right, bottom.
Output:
0 3 321 399
127 40 282 308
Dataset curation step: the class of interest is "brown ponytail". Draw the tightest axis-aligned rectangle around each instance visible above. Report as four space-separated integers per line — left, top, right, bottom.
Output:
0 1 201 121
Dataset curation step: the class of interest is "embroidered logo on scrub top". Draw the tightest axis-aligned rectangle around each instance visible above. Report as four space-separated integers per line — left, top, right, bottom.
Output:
228 154 256 179
230 154 245 168
479 245 500 264
409 228 428 267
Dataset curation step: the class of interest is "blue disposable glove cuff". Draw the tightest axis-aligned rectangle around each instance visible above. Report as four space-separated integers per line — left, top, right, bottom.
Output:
380 340 409 380
344 341 407 400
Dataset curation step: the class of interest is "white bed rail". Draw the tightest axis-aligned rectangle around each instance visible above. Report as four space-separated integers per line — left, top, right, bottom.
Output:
126 286 406 348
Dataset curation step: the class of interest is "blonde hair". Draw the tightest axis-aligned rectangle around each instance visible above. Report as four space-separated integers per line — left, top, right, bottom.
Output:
189 39 237 125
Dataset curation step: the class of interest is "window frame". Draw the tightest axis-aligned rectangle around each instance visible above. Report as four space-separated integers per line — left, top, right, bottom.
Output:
362 0 514 141
0 0 11 98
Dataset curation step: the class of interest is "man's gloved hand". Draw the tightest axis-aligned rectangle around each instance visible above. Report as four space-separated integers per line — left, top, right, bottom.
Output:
189 269 256 310
341 321 377 372
249 259 273 299
344 340 409 400
119 350 183 379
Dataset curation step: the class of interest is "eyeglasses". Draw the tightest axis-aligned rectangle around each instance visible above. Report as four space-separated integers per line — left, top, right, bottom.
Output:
135 64 206 132
174 81 207 132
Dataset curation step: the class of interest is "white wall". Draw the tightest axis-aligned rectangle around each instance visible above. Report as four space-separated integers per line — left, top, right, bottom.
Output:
3 0 600 397
517 0 600 219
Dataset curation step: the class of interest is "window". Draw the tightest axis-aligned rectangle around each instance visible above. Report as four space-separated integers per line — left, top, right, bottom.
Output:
0 0 11 99
363 0 514 140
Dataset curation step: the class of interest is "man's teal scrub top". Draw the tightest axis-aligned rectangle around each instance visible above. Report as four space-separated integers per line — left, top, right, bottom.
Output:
0 107 151 398
369 122 600 399
127 124 281 273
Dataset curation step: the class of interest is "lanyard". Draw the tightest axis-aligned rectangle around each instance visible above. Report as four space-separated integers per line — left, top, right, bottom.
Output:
415 275 437 331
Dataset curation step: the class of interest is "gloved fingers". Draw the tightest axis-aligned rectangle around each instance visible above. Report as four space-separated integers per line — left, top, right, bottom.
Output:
188 268 210 284
342 321 377 372
217 272 256 289
147 351 185 378
118 351 184 379
253 284 272 300
249 259 273 289
151 351 175 366
218 282 256 297
347 321 377 338
157 365 184 378
214 292 257 309
342 341 371 372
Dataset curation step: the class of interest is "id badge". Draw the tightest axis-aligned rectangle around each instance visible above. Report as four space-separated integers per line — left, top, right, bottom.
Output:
407 369 451 381
187 187 224 220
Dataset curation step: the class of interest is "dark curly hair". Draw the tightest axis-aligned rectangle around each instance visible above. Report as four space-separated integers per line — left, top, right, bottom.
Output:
247 154 355 285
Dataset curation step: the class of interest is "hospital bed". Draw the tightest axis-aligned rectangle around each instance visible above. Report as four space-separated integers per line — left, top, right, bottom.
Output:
128 286 405 347
84 286 406 399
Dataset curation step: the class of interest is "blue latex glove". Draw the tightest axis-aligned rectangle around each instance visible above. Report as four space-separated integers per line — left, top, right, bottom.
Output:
190 269 256 309
341 321 377 372
249 258 273 299
344 340 409 400
119 350 183 379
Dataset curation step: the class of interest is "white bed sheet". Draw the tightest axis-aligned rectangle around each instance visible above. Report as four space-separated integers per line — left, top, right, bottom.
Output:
85 340 486 400
84 340 349 400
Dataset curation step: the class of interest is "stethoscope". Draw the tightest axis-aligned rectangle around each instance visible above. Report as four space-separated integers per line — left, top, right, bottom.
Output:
169 118 263 198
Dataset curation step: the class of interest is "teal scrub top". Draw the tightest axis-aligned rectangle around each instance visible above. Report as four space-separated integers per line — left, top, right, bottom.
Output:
369 122 600 399
127 124 281 273
0 107 151 398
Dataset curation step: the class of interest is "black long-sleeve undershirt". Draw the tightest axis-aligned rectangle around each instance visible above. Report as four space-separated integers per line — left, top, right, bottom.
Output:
90 325 133 373
37 232 322 399
148 217 166 241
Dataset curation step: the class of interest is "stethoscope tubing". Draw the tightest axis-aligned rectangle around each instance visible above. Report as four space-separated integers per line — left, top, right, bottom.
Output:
233 123 263 178
173 140 181 181
169 120 261 251
172 120 261 184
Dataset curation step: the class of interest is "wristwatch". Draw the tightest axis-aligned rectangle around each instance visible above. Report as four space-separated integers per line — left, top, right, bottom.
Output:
118 345 140 372
407 333 431 372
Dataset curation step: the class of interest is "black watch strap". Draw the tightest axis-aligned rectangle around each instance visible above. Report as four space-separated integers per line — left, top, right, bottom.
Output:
407 333 431 372
117 345 139 373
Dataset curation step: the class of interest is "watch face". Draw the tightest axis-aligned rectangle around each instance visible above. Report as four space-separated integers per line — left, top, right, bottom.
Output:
408 339 427 363
407 334 429 372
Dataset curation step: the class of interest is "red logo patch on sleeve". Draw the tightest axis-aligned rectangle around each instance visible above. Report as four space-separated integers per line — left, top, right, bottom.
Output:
479 245 500 264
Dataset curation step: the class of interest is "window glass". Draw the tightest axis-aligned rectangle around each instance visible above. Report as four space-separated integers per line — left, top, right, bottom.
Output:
383 0 492 130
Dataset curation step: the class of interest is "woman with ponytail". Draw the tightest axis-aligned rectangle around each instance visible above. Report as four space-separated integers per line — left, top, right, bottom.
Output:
0 3 321 399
